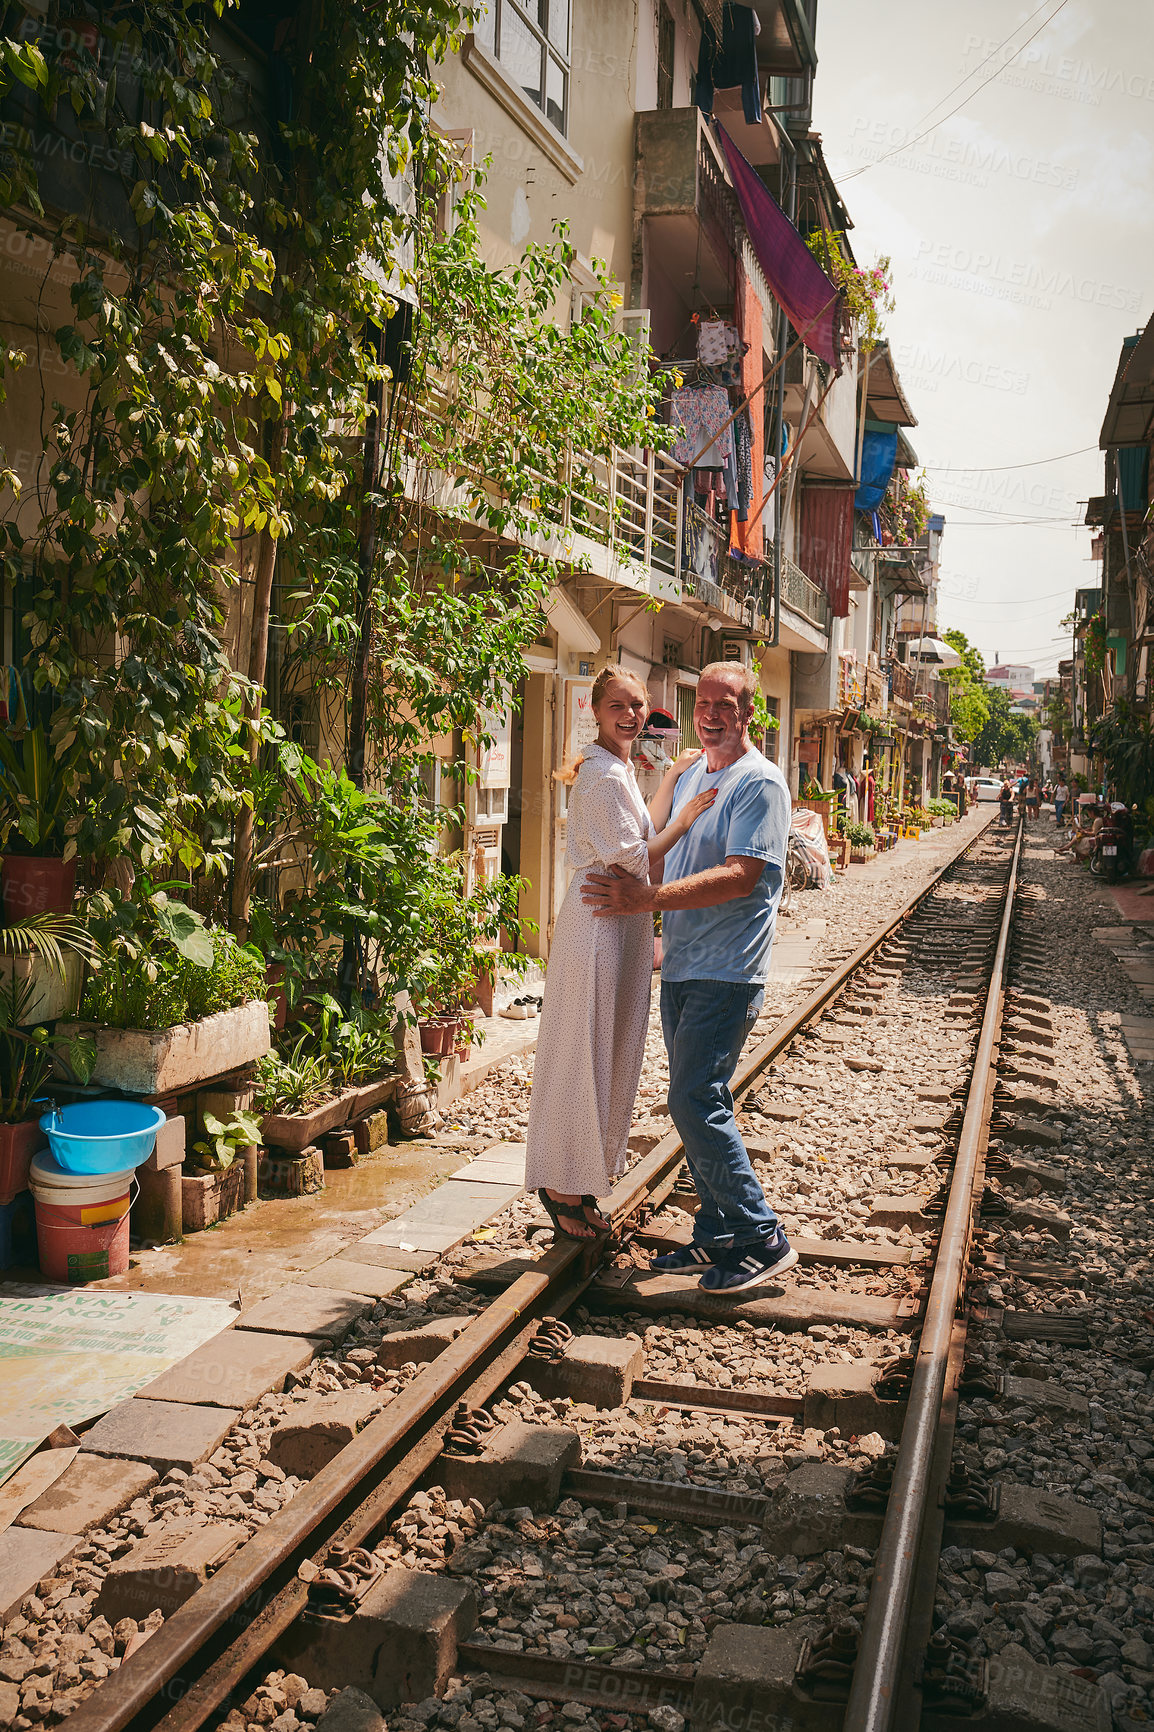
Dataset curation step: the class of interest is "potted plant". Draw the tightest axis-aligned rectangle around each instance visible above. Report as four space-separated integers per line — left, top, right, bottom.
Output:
183 1107 263 1232
0 725 84 919
62 883 271 1094
845 820 877 863
0 915 99 1199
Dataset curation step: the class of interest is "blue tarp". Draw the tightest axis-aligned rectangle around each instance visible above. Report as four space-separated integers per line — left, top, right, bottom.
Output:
855 427 899 511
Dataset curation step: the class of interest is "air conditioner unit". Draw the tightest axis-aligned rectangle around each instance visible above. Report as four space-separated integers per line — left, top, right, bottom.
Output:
720 638 751 665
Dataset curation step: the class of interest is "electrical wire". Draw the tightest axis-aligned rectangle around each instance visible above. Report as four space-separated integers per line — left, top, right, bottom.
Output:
921 445 1098 473
837 0 1073 182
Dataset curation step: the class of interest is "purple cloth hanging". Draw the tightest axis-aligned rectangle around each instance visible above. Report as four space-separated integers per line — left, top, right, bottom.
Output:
715 125 842 370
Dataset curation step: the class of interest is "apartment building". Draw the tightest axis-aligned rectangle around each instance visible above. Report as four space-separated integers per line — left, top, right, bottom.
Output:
431 0 948 951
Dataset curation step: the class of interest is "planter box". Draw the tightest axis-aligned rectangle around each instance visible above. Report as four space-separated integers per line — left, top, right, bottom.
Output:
181 1163 244 1232
57 999 271 1096
347 1076 399 1120
261 1089 357 1154
0 953 83 1024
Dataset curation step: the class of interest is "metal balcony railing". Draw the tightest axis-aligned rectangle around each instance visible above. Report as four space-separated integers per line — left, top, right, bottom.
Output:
780 554 831 633
563 445 683 588
888 658 915 707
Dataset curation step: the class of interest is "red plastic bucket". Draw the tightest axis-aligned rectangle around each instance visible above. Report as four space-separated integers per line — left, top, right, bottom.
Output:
29 1151 136 1284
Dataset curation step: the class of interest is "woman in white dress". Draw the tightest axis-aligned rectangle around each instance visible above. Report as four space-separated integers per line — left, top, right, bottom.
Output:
525 667 714 1239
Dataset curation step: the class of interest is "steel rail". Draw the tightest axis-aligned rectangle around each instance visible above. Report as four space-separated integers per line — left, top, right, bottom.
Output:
612 811 998 1225
63 1253 586 1732
66 812 994 1732
842 818 1023 1732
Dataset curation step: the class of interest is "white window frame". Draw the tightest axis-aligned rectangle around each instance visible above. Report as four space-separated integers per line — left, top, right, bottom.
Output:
474 0 571 138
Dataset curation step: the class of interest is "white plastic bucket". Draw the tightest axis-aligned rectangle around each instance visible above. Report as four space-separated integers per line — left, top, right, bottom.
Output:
29 1149 138 1283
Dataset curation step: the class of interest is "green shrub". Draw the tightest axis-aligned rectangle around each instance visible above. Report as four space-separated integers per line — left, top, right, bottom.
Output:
83 925 267 1031
845 821 876 846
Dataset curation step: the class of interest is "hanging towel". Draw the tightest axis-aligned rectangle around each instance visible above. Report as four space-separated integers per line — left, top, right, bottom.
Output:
671 384 735 471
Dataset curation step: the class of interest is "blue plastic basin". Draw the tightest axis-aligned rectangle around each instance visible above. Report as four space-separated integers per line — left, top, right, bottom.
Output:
39 1100 167 1176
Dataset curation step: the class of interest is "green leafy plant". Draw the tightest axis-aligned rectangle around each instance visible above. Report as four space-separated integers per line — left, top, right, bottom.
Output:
252 1047 335 1117
191 1109 263 1174
845 821 876 847
0 725 83 858
81 884 266 1031
805 232 894 348
0 915 100 1121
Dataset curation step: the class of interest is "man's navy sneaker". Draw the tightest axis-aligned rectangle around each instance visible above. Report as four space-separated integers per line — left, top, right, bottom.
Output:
650 1242 717 1273
699 1228 799 1292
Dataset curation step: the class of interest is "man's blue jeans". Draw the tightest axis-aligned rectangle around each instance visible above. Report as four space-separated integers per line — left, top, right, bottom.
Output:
660 977 779 1251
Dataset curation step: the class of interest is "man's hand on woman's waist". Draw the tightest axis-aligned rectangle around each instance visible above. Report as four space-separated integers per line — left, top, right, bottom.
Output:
582 856 765 918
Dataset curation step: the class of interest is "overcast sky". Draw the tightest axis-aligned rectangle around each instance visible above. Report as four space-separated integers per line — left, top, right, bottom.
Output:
812 0 1154 680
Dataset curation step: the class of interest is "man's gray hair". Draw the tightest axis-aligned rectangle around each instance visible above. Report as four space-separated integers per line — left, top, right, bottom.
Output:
699 660 758 715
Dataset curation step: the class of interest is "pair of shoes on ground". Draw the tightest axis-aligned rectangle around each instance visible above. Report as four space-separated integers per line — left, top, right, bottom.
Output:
500 995 542 1020
650 1226 798 1291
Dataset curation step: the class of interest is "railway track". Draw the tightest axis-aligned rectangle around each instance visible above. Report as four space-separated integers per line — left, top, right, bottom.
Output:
53 812 1113 1732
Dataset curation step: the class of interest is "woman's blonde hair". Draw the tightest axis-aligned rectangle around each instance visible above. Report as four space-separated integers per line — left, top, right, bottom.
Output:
554 664 648 786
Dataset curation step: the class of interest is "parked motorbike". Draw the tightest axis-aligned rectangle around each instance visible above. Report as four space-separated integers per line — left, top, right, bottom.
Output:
1090 807 1133 883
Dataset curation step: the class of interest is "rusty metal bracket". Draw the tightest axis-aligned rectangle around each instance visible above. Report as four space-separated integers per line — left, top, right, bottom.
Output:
305 1544 384 1612
796 1619 863 1702
526 1318 573 1364
942 1465 999 1520
845 1458 894 1512
957 1360 1004 1400
918 1629 989 1715
442 1401 499 1457
979 1186 1010 1218
873 1355 916 1401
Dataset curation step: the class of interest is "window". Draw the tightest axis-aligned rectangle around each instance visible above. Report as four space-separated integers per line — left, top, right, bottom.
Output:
677 685 700 751
657 2 675 110
474 1 570 135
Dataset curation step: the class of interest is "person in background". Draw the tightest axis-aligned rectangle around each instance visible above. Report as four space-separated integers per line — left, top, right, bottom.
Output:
1026 778 1041 823
857 761 876 825
1053 775 1069 827
999 778 1014 826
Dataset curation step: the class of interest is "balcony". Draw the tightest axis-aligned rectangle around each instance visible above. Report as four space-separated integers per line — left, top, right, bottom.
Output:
563 446 683 600
865 668 886 714
780 554 831 634
888 658 915 709
634 107 777 335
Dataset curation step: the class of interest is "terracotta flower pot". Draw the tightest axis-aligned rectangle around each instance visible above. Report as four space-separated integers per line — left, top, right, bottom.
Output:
418 1018 444 1055
2 855 76 920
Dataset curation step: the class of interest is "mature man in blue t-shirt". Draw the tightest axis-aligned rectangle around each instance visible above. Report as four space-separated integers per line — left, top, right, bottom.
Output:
582 662 796 1291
